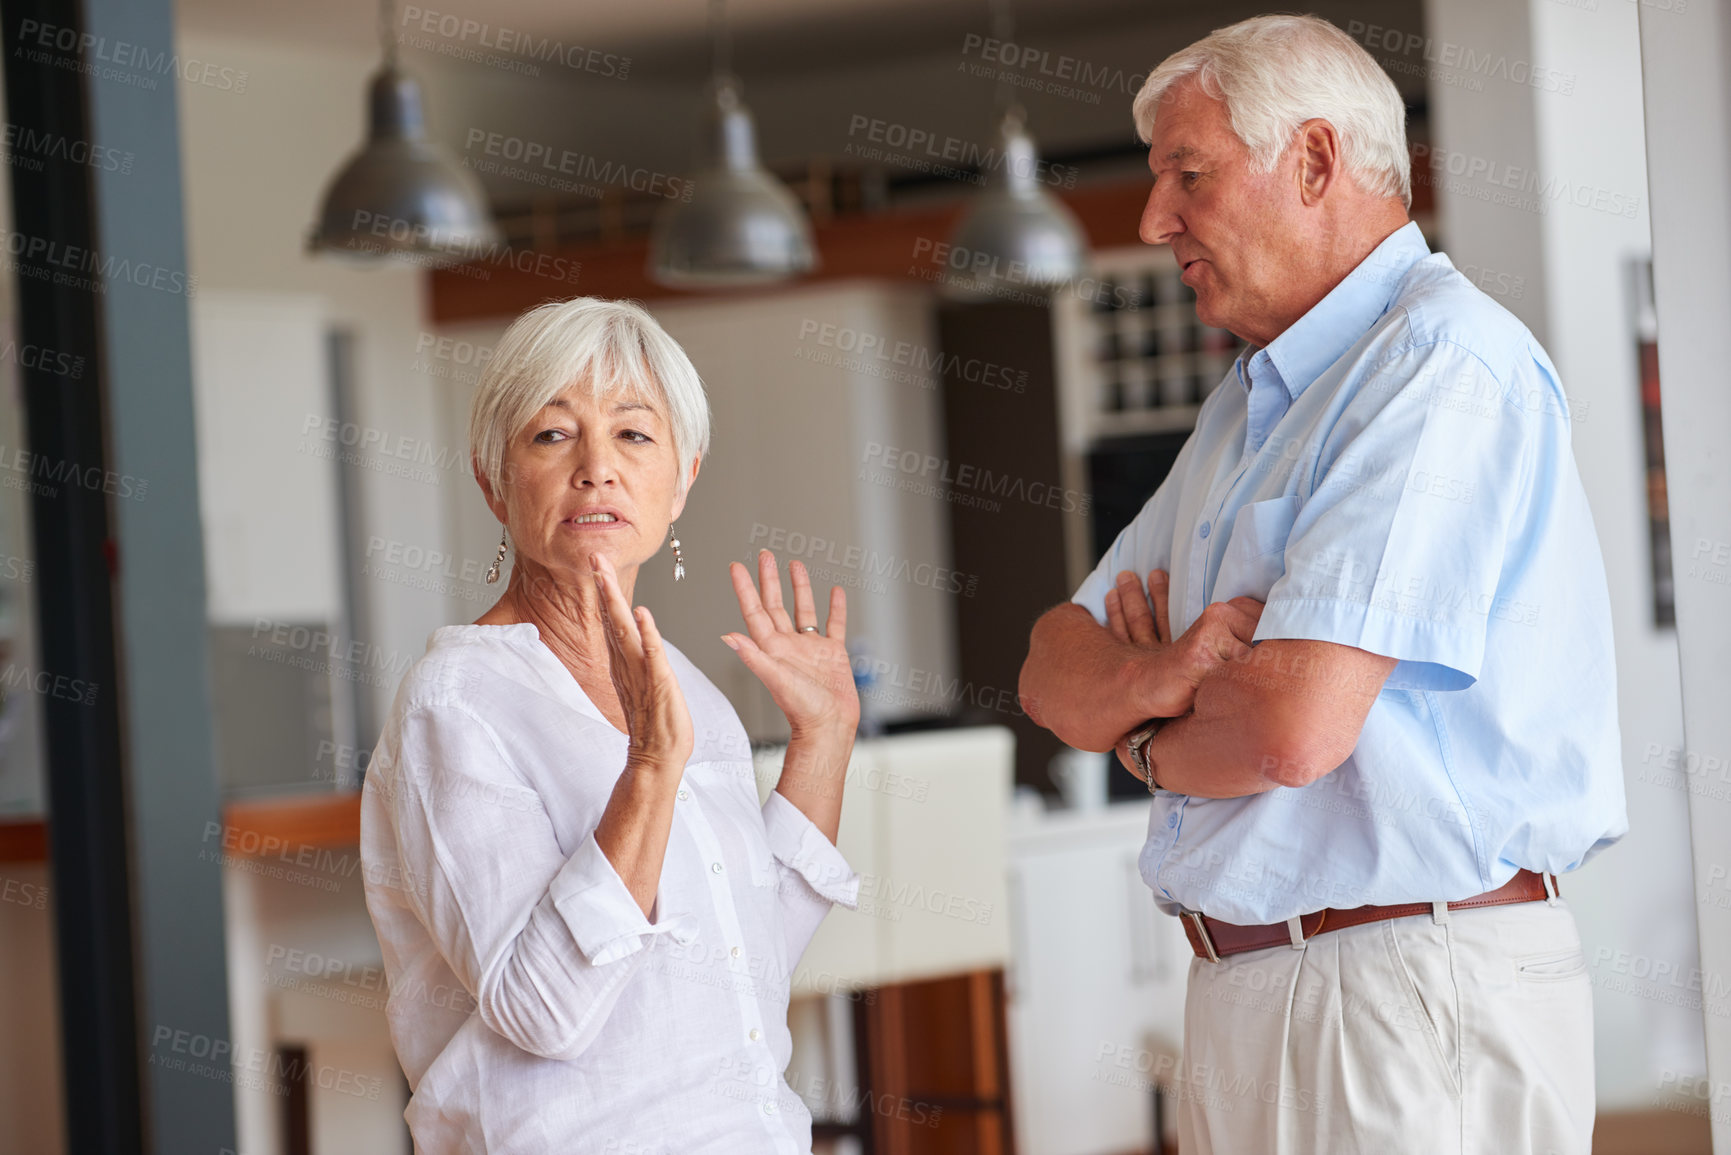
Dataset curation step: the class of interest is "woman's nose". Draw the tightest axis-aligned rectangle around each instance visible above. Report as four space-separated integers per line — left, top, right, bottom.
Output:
568 435 619 487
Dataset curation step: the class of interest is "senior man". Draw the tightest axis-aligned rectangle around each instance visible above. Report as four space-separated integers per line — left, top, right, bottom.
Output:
1018 14 1625 1155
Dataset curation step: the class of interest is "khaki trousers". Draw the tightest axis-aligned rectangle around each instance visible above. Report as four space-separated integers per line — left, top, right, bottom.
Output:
1176 898 1595 1155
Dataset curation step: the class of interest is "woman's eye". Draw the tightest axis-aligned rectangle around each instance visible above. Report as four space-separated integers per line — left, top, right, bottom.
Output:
619 429 652 444
533 428 568 443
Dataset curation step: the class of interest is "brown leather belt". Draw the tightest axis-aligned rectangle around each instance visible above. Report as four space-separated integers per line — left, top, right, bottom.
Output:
1180 869 1557 962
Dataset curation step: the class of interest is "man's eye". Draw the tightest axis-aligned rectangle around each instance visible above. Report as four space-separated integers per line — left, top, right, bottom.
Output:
1182 171 1201 186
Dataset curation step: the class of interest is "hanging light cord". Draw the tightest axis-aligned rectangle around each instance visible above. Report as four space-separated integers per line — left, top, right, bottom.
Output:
710 0 734 88
378 0 398 69
988 0 1018 119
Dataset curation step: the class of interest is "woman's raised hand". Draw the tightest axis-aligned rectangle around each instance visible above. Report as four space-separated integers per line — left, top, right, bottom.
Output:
722 550 860 740
593 553 693 772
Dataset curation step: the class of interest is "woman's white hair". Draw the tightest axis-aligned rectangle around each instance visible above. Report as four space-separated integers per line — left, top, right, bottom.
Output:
1132 14 1411 209
468 297 711 500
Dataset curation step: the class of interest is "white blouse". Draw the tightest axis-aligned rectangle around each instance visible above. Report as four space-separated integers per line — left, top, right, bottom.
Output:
360 623 859 1153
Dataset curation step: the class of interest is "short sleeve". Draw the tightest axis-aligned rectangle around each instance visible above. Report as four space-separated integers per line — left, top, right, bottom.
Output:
1071 433 1196 621
1256 342 1548 691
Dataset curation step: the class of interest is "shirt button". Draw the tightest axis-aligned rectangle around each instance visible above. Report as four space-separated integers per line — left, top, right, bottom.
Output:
731 946 742 958
749 1028 762 1041
711 862 723 874
762 1101 777 1115
1199 521 1211 539
1167 814 1178 828
677 788 690 801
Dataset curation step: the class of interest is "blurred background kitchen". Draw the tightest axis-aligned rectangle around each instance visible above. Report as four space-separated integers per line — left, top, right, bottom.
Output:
1 0 1728 1152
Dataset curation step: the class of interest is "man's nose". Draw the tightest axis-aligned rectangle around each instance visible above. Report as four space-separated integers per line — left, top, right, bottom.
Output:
1140 183 1180 246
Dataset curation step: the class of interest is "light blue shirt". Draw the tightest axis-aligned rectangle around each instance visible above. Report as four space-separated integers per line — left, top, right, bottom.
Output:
1073 222 1627 925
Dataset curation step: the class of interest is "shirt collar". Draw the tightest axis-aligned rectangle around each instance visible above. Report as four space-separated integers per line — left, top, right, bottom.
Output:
1254 220 1430 400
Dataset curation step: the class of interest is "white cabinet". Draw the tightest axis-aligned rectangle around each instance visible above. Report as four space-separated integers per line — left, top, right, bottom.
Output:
1007 802 1190 1155
756 726 1014 992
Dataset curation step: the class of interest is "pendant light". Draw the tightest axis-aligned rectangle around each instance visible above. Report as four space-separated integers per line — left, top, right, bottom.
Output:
941 0 1085 301
308 0 499 265
648 0 817 288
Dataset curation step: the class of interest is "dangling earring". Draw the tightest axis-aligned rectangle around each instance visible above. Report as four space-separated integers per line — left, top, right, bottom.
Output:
669 524 685 582
485 526 507 584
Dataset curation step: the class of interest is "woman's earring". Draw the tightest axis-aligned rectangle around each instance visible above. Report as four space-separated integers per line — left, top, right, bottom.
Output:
669 524 685 582
485 527 507 585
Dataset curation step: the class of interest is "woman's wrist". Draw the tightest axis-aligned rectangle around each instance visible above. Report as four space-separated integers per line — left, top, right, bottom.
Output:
624 749 688 781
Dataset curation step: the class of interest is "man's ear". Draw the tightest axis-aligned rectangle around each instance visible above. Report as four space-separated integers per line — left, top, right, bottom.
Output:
1295 118 1341 206
669 453 702 522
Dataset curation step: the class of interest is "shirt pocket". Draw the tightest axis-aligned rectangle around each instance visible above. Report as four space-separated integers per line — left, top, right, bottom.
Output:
1214 495 1302 603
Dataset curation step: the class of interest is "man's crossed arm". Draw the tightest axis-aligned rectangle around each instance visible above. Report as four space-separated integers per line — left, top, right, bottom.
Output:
1017 570 1396 799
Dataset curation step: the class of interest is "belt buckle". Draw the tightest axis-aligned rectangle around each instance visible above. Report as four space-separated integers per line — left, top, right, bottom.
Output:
1181 907 1221 963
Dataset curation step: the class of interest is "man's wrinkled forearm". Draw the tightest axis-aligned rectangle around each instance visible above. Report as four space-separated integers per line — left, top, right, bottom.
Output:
1020 604 1183 751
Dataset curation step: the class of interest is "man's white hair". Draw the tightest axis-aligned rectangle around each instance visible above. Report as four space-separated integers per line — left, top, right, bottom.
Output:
1132 14 1411 209
469 297 711 500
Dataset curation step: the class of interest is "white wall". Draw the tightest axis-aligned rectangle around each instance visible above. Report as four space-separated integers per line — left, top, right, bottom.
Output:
1428 0 1698 1111
178 31 451 734
1635 2 1731 1149
433 282 960 740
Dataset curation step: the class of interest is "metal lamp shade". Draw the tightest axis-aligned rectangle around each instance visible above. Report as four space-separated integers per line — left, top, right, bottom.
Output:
942 111 1086 301
649 82 816 289
309 67 499 266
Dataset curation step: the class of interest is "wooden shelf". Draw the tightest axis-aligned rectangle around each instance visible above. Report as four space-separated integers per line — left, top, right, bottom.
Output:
429 179 1155 324
0 791 363 865
0 817 47 863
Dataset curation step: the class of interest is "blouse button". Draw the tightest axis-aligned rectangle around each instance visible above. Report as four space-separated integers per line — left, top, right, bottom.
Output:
711 862 724 874
749 1028 762 1041
762 1100 777 1115
731 946 742 958
677 788 691 801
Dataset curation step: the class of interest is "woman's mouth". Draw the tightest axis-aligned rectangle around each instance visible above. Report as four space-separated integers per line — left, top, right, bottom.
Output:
566 511 627 528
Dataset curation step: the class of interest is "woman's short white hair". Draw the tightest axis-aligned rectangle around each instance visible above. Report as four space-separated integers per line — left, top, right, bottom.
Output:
1132 14 1411 209
469 297 711 499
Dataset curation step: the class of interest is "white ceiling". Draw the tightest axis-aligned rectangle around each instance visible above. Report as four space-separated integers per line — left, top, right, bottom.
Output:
174 0 1194 77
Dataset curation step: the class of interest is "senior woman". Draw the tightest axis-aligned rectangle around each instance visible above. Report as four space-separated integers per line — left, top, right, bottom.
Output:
360 297 861 1152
